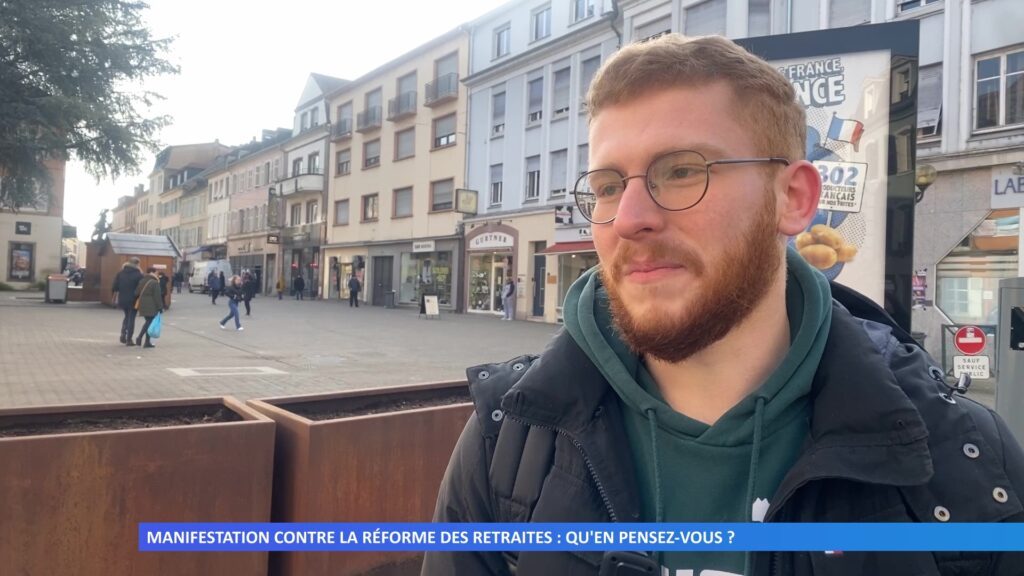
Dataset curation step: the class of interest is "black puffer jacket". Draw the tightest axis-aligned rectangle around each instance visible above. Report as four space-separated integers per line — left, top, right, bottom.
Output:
111 266 143 310
423 284 1024 576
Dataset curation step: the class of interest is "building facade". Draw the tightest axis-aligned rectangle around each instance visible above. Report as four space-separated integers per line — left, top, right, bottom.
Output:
0 158 66 287
323 29 470 309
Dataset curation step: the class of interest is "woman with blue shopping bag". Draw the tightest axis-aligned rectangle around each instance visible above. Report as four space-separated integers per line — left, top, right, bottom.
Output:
133 267 164 349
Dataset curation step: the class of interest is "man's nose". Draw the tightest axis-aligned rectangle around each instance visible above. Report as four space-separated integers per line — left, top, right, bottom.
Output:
611 176 664 239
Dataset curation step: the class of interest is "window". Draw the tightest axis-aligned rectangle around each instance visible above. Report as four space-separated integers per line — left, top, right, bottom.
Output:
292 158 302 177
433 114 456 148
550 149 567 196
492 89 506 136
307 152 320 174
310 107 319 127
525 156 541 200
897 0 939 13
636 15 670 42
395 128 416 160
300 111 309 130
580 56 600 104
490 164 503 205
334 200 349 226
393 187 413 218
336 149 351 176
307 200 319 224
362 194 379 221
918 65 943 139
494 24 511 59
685 0 726 36
528 77 544 123
364 139 381 168
532 4 551 42
577 144 589 176
936 209 1019 325
975 48 1024 130
273 159 280 181
263 161 270 185
336 102 353 134
573 0 594 22
431 179 454 211
552 67 571 117
829 0 870 28
291 203 302 226
748 0 770 37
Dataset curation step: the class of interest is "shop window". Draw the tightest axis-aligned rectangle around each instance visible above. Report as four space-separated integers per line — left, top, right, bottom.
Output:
400 251 452 306
936 209 1019 326
557 252 600 314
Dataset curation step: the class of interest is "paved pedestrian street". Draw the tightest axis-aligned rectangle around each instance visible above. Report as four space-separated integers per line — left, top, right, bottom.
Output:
0 291 559 409
0 291 995 410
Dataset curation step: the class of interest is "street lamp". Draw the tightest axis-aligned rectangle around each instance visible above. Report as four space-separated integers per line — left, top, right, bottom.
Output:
915 164 938 204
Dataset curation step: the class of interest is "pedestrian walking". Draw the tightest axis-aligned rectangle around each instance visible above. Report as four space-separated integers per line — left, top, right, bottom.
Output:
218 275 244 331
133 267 164 349
501 278 516 321
347 275 361 307
208 270 220 304
276 277 284 300
293 275 305 300
242 272 258 316
111 257 143 346
158 271 170 309
218 271 226 297
173 271 183 294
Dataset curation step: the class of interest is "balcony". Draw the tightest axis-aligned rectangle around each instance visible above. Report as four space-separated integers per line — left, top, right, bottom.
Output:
356 106 383 133
425 73 459 107
275 172 323 197
332 118 353 141
387 91 418 121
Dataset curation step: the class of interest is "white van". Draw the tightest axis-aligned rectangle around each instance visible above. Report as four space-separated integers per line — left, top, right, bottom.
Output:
188 260 233 293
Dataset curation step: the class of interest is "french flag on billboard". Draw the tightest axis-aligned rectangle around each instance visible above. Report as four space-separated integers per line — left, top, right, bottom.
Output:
827 113 865 152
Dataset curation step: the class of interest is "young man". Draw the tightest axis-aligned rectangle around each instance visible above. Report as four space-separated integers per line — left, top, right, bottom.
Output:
424 35 1024 576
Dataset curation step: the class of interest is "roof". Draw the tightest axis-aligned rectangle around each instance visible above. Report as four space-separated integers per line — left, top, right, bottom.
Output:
104 233 181 259
310 73 348 94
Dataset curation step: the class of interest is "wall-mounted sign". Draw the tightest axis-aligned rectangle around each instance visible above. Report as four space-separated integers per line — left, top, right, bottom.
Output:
469 232 514 250
413 240 436 253
554 205 573 225
8 242 34 281
991 165 1024 209
15 222 31 235
266 234 280 244
455 189 478 215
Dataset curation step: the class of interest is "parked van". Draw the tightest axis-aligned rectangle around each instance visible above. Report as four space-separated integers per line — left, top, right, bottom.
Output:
188 260 233 293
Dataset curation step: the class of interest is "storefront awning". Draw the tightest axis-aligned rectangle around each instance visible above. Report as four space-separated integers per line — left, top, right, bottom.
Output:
540 241 596 255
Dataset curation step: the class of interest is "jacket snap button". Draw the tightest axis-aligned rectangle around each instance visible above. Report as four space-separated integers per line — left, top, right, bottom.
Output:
993 487 1009 503
933 506 950 522
478 370 490 380
928 366 944 381
512 362 525 371
963 443 980 459
491 409 504 422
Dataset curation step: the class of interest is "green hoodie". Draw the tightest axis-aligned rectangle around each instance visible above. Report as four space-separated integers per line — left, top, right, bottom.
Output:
563 247 832 575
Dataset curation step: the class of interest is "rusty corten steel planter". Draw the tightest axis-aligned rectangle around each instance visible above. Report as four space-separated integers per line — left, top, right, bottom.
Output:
248 380 473 576
0 396 275 576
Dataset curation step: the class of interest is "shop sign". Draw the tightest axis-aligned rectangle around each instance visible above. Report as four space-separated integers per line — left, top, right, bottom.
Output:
15 222 31 235
554 225 593 243
554 205 573 225
413 240 436 253
267 234 280 244
991 165 1024 209
469 232 513 250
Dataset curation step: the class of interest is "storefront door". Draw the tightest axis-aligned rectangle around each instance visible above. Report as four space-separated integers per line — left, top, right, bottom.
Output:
372 256 393 306
469 253 511 314
533 252 545 317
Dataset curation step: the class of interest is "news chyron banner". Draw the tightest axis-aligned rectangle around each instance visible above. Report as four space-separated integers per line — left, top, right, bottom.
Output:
739 21 919 312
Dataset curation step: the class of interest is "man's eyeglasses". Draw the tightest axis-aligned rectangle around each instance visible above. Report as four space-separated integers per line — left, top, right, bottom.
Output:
572 150 790 224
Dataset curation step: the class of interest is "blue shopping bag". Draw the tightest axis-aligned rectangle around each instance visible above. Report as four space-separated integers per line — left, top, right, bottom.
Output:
148 313 162 339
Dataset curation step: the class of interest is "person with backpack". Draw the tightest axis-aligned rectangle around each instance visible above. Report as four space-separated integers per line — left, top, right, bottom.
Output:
218 275 245 331
111 257 143 346
423 34 1024 576
347 275 361 308
133 267 163 349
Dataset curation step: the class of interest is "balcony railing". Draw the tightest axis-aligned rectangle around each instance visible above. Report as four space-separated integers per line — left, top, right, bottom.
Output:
387 91 418 121
425 73 459 107
332 118 352 141
276 173 323 196
356 106 383 132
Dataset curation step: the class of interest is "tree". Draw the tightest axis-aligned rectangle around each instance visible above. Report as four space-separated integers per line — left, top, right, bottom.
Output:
0 0 177 209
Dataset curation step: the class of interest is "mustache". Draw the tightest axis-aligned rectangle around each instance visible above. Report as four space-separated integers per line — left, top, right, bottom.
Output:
607 241 705 279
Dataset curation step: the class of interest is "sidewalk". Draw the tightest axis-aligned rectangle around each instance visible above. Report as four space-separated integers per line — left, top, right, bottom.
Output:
0 291 560 409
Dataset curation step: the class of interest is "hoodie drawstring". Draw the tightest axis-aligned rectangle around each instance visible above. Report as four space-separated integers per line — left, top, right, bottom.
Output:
743 396 767 576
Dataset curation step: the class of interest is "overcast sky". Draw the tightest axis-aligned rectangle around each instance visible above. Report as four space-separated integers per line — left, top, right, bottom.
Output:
65 0 510 240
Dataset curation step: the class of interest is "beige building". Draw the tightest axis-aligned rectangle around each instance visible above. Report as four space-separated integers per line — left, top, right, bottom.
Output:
323 28 470 309
144 143 229 249
0 159 66 287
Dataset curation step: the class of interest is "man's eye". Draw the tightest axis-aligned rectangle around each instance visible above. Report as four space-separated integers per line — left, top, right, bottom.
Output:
665 165 701 180
595 183 621 198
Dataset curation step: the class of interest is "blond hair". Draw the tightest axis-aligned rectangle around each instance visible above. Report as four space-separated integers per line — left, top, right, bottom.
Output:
586 34 805 161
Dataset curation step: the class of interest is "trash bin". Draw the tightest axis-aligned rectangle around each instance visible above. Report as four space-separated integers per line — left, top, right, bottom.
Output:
385 290 397 309
45 274 68 304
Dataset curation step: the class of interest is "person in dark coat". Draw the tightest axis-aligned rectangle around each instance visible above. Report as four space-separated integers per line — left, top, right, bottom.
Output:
293 275 305 300
242 272 258 316
347 275 361 307
158 271 170 309
173 271 183 294
218 275 244 331
207 270 220 304
218 271 226 296
423 34 1024 576
111 257 143 346
133 267 163 349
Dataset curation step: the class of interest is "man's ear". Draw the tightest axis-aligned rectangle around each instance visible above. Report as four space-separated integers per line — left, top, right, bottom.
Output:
776 160 821 236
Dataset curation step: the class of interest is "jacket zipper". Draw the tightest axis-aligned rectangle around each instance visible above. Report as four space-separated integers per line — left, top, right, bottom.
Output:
505 414 619 522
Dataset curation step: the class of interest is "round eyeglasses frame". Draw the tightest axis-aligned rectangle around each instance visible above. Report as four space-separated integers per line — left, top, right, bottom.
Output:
572 149 791 224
